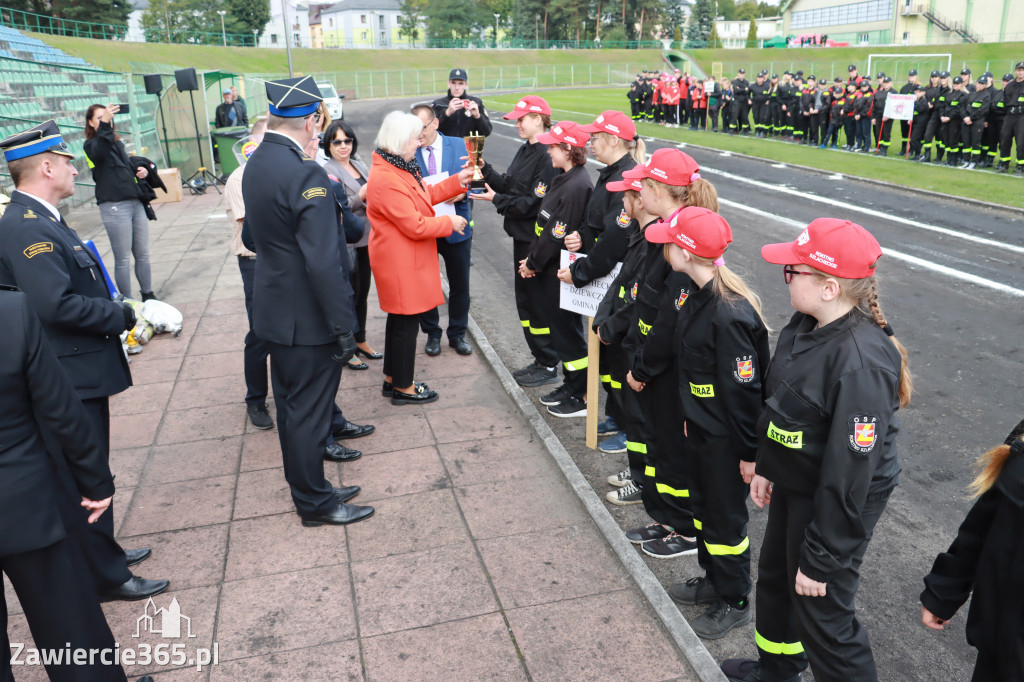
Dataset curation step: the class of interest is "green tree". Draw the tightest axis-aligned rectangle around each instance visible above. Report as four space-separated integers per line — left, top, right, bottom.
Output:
707 20 719 48
141 0 222 44
685 0 712 45
662 0 687 43
423 0 482 42
397 0 425 46
717 0 737 20
745 17 756 47
222 0 270 40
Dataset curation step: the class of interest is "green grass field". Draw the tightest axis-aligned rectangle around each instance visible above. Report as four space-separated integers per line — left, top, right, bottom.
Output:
487 88 1023 209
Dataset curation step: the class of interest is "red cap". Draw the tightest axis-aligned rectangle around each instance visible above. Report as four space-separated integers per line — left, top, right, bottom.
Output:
536 120 590 148
606 176 643 192
645 206 732 259
580 110 636 140
622 148 701 186
503 95 552 120
761 218 882 278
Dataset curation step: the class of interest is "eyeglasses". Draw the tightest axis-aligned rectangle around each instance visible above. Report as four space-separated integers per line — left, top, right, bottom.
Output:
331 138 353 146
783 266 819 284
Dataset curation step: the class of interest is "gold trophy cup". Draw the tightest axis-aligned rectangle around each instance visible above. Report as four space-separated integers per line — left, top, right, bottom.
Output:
464 133 486 189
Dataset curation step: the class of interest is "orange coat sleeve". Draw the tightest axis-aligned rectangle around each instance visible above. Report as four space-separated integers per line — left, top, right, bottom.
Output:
368 168 456 241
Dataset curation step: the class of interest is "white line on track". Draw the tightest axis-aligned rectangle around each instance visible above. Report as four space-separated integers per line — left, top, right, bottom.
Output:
721 198 1024 299
702 166 1024 255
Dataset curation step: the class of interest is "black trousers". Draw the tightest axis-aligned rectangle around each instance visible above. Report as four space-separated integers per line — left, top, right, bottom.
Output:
238 256 270 406
687 430 750 604
752 102 769 133
1 540 127 682
946 119 963 158
639 373 693 533
708 106 720 131
754 486 892 682
600 343 624 426
383 312 419 389
513 240 558 367
691 109 707 130
421 237 471 341
350 245 372 344
732 101 750 131
630 99 640 119
900 119 911 153
877 118 894 151
962 119 986 160
909 114 929 155
999 114 1024 163
843 118 856 147
535 268 587 397
793 112 806 140
825 119 843 146
805 113 823 145
855 118 872 149
923 111 943 156
267 341 339 517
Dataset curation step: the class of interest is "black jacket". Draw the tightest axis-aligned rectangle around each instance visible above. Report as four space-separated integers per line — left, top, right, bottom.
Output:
482 141 559 243
0 191 131 400
526 165 593 273
756 309 902 583
942 89 967 119
732 78 751 101
871 89 889 119
242 132 356 345
750 81 771 104
83 120 146 205
674 280 769 448
921 448 1024 679
964 87 993 121
0 289 115 557
1004 78 1024 115
594 217 649 338
215 100 248 128
568 153 636 286
431 91 492 138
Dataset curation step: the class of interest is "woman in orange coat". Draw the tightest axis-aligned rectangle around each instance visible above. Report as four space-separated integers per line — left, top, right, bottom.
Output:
367 111 473 405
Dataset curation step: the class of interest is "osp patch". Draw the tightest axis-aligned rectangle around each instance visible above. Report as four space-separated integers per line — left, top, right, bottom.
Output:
674 289 689 311
616 209 630 227
734 355 755 383
552 221 567 239
534 182 547 197
631 282 639 300
848 415 879 454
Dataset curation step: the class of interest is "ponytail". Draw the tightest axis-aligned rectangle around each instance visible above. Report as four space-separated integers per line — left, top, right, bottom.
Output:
686 253 771 332
628 136 646 165
969 443 1015 498
642 176 719 213
843 275 913 407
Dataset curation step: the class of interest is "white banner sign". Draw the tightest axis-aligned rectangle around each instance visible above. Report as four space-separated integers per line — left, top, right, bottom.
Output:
558 251 622 317
883 93 915 121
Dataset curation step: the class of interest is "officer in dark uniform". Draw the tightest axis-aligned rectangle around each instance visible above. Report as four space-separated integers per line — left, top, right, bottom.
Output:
0 288 145 682
767 74 781 136
242 77 373 527
898 69 920 153
750 71 771 137
915 70 943 161
996 62 1024 175
778 72 798 139
431 68 493 139
981 73 1009 168
960 75 994 169
943 77 967 166
731 69 751 134
627 77 642 120
0 121 169 603
871 76 892 154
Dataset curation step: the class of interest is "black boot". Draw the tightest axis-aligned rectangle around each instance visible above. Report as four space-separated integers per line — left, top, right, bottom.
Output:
995 162 1009 173
141 291 156 302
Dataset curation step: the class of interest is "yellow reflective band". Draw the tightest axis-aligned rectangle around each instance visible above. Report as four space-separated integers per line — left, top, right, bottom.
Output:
609 379 622 389
529 325 550 335
705 536 750 556
755 630 805 656
638 318 652 336
564 357 589 371
767 421 803 449
656 482 690 497
689 382 715 398
693 518 703 531
628 441 648 454
601 374 612 383
644 465 655 476
618 286 626 300
535 222 543 236
521 320 530 328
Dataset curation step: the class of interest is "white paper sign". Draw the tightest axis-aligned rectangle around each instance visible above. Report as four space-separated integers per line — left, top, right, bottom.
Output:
882 93 915 121
558 251 622 317
423 171 455 216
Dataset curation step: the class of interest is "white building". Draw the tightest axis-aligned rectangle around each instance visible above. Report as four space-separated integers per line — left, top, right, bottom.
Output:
713 16 784 48
320 0 417 49
259 0 312 49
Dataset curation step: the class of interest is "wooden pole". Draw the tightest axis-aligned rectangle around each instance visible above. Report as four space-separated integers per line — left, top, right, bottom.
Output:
586 318 599 450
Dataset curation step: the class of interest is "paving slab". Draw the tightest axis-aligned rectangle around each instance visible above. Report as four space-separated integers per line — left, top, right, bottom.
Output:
2 190 700 680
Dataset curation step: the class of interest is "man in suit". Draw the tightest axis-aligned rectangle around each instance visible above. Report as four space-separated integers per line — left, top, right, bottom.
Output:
0 121 169 603
0 288 151 682
412 104 473 357
242 77 374 527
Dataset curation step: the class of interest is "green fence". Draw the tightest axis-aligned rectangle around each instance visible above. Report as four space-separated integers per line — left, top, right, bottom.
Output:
705 57 1024 81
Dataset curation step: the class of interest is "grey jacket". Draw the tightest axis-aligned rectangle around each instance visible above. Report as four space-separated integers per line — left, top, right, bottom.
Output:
324 156 371 248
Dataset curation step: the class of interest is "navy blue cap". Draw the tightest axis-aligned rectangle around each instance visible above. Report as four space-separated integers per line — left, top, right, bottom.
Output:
908 69 918 76
953 76 963 84
876 72 885 78
1016 62 1024 70
883 76 892 83
1004 74 1014 81
449 68 468 80
940 71 950 78
266 76 322 118
848 64 857 71
930 70 940 77
1 119 74 163
961 67 971 75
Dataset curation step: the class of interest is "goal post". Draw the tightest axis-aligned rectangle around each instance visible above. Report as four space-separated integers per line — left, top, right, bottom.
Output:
867 53 953 81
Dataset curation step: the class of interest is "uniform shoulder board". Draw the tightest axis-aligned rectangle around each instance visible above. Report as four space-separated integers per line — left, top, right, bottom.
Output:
23 208 38 219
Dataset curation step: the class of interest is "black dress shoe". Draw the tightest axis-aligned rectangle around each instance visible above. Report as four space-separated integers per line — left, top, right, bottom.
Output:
333 422 375 440
125 547 152 568
356 347 383 360
382 380 393 397
449 337 472 355
346 358 370 370
333 485 360 503
324 442 362 462
391 385 439 405
425 336 442 356
137 676 154 682
99 575 170 602
301 503 375 527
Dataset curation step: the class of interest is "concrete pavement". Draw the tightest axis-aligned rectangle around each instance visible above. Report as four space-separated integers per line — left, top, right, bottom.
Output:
3 189 698 681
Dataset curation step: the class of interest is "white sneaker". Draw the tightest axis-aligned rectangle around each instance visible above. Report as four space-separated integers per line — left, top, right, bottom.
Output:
607 469 632 487
606 480 642 505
